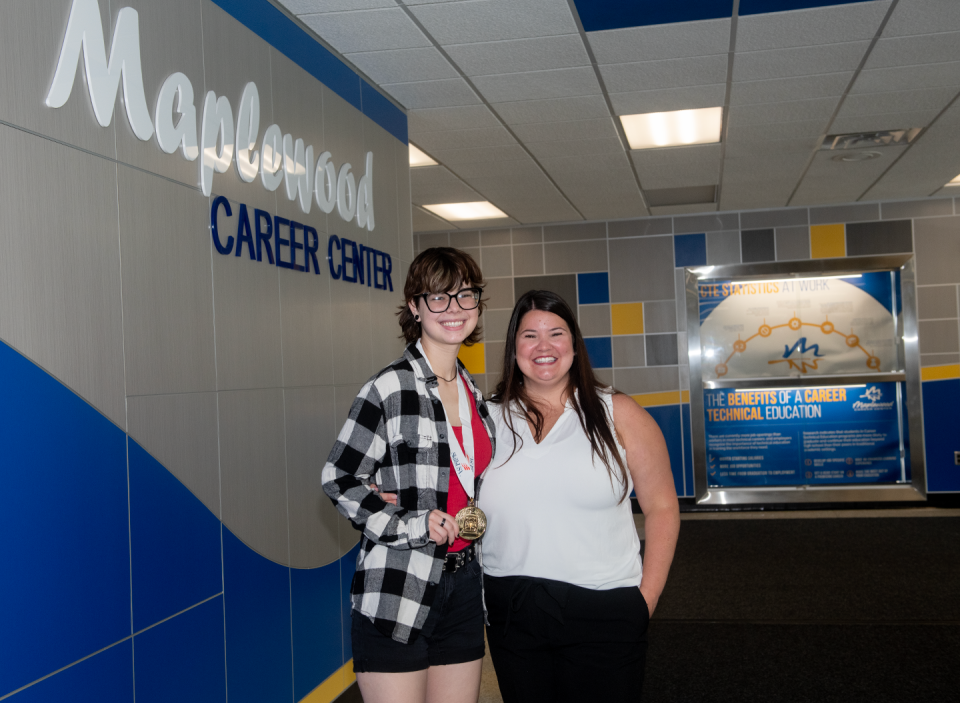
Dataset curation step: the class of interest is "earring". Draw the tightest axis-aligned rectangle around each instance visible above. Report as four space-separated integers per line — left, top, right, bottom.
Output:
415 314 421 322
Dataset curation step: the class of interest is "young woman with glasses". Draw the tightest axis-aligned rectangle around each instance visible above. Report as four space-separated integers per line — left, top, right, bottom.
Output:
322 247 495 703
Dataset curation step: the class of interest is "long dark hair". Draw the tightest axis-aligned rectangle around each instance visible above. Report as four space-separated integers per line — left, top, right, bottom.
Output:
491 290 629 501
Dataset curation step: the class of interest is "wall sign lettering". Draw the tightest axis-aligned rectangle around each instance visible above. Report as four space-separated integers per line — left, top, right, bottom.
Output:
46 0 375 229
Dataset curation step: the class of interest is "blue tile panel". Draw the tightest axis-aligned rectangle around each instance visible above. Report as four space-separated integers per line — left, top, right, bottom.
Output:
223 528 294 703
10 641 134 703
584 336 613 369
576 1 867 31
576 0 731 31
292 562 344 701
211 0 407 144
0 339 354 701
645 405 685 496
682 404 694 498
922 379 960 492
739 1 866 16
578 272 610 304
674 233 707 268
0 340 131 695
129 440 223 632
134 598 227 703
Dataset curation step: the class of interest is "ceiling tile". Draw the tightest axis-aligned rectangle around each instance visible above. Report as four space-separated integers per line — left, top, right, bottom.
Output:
540 152 633 174
728 97 839 126
865 32 960 69
410 168 484 205
587 18 731 64
829 109 942 134
408 0 577 45
609 84 727 115
282 1 395 12
726 118 831 142
733 42 869 81
838 86 957 117
428 144 530 165
527 137 625 160
510 118 618 144
599 55 729 93
579 200 649 220
850 62 960 95
735 1 892 51
448 158 544 179
300 7 430 53
444 35 589 76
724 138 820 158
412 127 518 152
344 47 458 85
413 206 453 232
492 95 611 125
409 105 502 133
631 144 722 190
882 0 960 37
649 203 717 216
791 145 910 206
730 72 852 105
380 78 481 109
471 67 601 103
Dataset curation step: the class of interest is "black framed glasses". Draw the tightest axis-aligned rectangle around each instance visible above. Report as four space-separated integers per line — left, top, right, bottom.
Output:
417 288 482 313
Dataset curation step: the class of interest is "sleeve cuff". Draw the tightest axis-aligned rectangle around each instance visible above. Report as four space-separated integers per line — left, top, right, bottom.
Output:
407 511 430 547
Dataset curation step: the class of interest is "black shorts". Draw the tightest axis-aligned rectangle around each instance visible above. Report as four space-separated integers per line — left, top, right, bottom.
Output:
351 558 485 673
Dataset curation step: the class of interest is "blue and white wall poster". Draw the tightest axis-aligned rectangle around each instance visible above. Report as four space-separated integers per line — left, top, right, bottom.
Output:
698 271 908 487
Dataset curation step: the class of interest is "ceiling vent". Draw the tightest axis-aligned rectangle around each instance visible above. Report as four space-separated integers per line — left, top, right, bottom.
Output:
821 128 921 151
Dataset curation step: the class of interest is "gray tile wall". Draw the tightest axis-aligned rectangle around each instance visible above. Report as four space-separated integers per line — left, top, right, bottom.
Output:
415 194 960 403
0 0 412 570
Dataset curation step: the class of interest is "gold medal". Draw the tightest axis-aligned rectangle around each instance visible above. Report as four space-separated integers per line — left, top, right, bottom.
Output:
455 500 487 541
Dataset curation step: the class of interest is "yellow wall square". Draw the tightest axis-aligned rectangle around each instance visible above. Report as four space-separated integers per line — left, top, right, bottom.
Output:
611 303 644 335
458 342 485 375
810 224 846 259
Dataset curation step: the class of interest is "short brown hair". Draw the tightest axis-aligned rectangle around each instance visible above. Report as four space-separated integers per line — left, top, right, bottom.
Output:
398 247 486 345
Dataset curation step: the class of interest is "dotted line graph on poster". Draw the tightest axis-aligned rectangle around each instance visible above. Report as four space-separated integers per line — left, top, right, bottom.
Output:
714 315 880 377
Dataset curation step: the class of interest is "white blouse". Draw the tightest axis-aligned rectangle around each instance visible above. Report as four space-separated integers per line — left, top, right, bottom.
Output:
479 391 643 589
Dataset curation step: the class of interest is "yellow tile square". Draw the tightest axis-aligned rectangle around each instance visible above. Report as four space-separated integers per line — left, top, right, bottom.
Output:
458 342 485 375
611 303 644 335
810 224 846 259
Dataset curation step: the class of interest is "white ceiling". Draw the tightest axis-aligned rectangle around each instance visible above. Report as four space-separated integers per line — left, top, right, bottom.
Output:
276 0 960 230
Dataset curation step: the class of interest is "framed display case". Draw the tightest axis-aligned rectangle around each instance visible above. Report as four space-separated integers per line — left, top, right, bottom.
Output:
685 254 926 505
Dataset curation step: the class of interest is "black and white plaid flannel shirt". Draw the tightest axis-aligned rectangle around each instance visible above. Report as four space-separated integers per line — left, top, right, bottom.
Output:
322 341 496 644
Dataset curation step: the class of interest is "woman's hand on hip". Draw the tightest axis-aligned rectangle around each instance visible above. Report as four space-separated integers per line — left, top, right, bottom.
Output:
428 510 459 545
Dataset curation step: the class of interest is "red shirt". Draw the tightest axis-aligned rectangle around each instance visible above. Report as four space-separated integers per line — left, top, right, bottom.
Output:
447 376 491 552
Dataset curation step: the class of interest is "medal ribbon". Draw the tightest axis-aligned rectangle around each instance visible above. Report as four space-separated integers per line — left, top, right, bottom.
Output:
417 341 476 501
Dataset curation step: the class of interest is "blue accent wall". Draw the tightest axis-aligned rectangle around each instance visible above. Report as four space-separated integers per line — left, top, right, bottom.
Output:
0 339 355 701
922 379 960 492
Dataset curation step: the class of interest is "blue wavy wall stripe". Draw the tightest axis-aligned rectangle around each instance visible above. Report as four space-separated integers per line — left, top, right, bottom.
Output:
212 0 407 144
0 337 357 700
292 562 346 701
0 339 130 696
129 440 223 633
645 404 685 496
7 640 133 703
223 527 294 703
133 597 227 703
921 378 960 492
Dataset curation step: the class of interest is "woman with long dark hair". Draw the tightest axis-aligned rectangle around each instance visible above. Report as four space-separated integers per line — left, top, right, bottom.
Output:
479 289 680 702
322 247 495 703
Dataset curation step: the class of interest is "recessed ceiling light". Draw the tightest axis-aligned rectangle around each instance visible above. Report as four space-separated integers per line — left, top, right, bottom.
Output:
620 107 723 150
409 143 437 167
946 173 960 187
422 202 508 221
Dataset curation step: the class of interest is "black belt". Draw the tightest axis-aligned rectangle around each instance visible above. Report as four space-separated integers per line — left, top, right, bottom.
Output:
443 544 475 573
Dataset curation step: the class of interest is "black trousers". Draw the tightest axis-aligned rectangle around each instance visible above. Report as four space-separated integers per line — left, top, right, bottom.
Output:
484 574 649 703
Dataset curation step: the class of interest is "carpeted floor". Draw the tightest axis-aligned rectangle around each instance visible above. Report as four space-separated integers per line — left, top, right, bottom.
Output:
641 516 960 702
341 513 960 702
